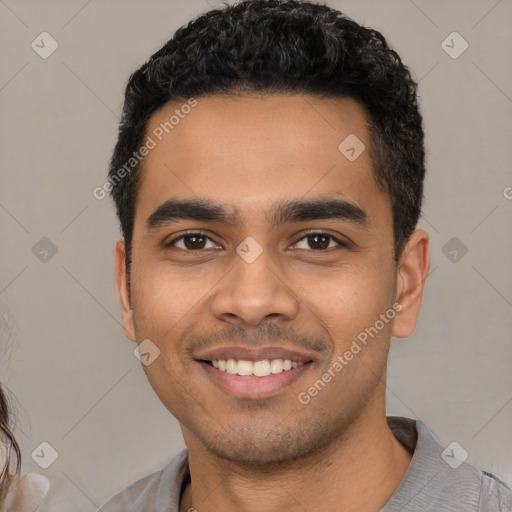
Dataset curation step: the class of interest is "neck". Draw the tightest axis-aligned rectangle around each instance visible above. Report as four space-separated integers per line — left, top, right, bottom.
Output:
179 412 412 512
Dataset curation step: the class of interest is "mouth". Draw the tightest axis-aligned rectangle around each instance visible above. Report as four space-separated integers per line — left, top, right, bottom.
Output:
194 347 315 398
202 358 308 376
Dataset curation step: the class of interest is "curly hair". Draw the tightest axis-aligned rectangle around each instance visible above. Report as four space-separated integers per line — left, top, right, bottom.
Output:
0 385 21 505
107 0 425 273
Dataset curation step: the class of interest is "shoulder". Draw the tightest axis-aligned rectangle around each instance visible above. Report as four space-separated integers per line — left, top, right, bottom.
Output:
478 471 512 511
2 472 50 512
99 449 189 512
385 417 512 511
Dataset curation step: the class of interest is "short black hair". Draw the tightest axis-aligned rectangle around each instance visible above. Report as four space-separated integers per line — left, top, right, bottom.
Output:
108 0 425 274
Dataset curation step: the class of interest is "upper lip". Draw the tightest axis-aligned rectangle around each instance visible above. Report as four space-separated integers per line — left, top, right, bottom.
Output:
194 346 315 363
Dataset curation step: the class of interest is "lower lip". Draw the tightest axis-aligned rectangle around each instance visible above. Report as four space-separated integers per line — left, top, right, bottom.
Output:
197 361 312 398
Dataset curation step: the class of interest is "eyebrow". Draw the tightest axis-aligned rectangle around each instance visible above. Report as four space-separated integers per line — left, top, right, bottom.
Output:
146 196 368 230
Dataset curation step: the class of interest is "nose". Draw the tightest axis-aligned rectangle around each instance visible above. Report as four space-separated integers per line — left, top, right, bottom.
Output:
210 243 300 327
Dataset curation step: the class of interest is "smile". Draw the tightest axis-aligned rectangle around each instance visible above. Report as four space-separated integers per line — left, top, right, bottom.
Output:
197 358 313 398
205 358 305 377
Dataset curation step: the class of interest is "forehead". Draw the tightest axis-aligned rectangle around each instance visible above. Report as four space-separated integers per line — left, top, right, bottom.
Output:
134 94 389 228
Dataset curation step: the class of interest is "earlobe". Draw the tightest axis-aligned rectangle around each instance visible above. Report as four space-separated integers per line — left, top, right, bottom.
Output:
391 229 430 339
114 237 136 342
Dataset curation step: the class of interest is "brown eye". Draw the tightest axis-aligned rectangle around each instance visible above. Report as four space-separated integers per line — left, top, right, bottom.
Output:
184 235 207 250
293 233 345 251
166 233 218 251
307 234 330 250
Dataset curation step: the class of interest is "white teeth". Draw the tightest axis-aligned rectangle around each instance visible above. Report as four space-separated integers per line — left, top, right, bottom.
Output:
226 359 237 374
209 358 304 377
270 359 283 374
236 360 253 376
253 360 271 377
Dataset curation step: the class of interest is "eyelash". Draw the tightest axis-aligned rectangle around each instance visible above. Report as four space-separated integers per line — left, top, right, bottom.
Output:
165 231 347 252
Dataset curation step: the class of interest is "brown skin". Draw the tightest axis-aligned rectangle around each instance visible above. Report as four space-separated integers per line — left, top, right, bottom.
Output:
115 94 430 512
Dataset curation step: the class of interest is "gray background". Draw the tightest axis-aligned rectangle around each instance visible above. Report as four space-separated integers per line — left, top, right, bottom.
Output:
0 0 511 510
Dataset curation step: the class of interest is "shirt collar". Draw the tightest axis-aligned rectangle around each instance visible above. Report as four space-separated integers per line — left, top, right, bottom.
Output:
166 416 483 512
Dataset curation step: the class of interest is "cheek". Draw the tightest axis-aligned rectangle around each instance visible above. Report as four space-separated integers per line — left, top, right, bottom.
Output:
302 260 396 345
131 265 210 335
130 270 202 407
129 265 222 389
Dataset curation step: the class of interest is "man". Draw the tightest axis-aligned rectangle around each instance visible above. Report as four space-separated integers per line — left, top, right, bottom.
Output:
100 1 512 510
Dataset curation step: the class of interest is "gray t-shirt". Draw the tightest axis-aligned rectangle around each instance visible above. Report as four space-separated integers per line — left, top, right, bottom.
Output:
99 416 512 511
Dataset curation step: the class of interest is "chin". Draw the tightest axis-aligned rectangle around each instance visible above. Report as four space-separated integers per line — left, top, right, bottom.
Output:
191 417 343 468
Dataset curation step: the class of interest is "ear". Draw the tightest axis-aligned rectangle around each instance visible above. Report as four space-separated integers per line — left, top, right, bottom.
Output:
114 237 136 342
392 229 430 338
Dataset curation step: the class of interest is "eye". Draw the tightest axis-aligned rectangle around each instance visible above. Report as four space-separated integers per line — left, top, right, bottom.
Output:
166 232 220 251
165 231 347 252
292 232 346 251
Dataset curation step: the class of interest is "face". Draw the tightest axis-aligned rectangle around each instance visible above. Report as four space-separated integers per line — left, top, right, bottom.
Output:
115 94 429 464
